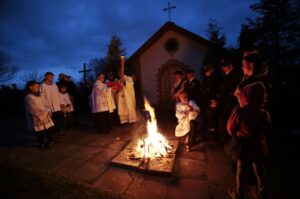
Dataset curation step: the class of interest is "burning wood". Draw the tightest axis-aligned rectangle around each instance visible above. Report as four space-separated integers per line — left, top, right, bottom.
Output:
110 97 178 176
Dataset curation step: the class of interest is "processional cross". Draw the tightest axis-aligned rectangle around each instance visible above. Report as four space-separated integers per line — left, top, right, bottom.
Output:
163 2 176 22
78 63 92 83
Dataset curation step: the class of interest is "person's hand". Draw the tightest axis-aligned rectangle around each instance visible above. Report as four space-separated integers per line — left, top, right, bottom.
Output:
188 105 194 111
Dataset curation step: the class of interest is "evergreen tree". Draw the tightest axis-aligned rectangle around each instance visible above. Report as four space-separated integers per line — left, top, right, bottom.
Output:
204 19 227 67
88 57 106 77
239 0 300 71
105 35 126 77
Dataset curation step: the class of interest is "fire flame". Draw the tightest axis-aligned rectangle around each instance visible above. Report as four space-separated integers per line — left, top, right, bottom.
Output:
136 97 172 159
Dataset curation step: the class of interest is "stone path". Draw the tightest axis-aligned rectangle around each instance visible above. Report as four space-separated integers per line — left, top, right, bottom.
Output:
0 116 298 199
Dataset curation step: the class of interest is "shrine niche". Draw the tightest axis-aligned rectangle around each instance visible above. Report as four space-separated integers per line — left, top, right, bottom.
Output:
157 59 187 108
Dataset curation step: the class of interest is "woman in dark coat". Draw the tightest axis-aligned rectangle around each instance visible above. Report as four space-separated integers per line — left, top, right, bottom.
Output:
227 82 270 199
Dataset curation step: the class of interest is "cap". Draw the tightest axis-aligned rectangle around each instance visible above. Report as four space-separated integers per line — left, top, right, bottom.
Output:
220 57 233 67
59 73 71 78
174 70 183 75
185 69 194 74
202 64 214 72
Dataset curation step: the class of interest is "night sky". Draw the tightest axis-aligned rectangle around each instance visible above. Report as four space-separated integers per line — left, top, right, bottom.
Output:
0 0 257 85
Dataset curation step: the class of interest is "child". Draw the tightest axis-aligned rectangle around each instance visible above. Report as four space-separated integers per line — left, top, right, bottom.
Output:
24 80 54 149
58 84 74 131
175 91 200 151
227 82 270 199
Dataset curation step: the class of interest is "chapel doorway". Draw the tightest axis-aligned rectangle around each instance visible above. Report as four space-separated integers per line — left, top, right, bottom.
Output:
157 59 186 110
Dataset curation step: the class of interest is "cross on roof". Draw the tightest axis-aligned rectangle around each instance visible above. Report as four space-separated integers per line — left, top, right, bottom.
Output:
78 63 92 83
163 2 176 22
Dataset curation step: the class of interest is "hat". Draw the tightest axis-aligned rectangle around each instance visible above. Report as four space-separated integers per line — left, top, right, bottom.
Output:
174 70 183 75
202 64 214 72
59 73 70 78
185 69 194 74
220 57 233 67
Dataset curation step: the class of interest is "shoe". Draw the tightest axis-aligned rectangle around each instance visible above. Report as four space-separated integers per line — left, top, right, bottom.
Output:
39 142 48 150
228 187 241 199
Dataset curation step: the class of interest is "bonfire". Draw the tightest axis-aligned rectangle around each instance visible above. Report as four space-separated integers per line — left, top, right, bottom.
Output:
135 98 173 165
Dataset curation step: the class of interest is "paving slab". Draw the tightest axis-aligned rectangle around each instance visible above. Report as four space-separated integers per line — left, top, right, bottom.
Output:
50 157 87 178
206 162 235 185
173 158 207 180
90 148 120 164
166 179 209 199
93 167 134 195
124 174 168 199
69 160 107 183
70 146 102 160
28 152 66 173
208 183 232 199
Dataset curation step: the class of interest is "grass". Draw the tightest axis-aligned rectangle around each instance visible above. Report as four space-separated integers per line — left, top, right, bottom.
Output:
0 164 116 199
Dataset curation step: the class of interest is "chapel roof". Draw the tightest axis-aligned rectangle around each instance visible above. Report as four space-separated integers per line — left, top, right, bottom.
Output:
126 22 211 64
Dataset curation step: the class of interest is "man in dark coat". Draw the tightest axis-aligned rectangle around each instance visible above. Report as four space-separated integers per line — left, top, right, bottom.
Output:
218 57 243 143
184 69 201 107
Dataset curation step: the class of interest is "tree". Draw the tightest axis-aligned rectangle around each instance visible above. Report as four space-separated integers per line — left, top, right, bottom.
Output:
239 0 300 71
238 0 300 127
204 19 227 66
206 18 227 48
88 57 106 77
105 35 126 76
21 70 43 83
0 50 18 83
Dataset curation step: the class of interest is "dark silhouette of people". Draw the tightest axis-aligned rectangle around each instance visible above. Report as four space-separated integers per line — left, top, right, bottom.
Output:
218 56 243 143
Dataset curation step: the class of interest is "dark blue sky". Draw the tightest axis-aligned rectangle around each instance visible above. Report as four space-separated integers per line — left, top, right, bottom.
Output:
0 0 257 84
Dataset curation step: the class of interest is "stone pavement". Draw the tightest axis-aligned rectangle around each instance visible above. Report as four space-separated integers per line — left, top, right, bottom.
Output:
0 115 298 199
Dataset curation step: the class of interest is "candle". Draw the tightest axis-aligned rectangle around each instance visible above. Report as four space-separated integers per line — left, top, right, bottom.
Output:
120 56 125 80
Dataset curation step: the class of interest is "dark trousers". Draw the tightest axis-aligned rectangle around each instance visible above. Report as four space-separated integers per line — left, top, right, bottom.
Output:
94 111 110 133
219 97 238 141
204 107 218 130
60 111 74 130
187 120 198 147
51 111 63 134
108 110 119 128
35 127 54 146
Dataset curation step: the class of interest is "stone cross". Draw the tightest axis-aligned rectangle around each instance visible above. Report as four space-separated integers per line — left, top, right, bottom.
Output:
163 2 176 22
78 63 92 83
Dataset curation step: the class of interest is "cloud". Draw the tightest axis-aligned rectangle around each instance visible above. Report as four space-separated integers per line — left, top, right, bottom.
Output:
0 0 257 84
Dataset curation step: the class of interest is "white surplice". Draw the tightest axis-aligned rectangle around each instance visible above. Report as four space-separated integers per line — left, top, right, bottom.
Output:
40 82 61 113
175 100 200 137
58 92 74 112
25 94 54 132
91 80 116 113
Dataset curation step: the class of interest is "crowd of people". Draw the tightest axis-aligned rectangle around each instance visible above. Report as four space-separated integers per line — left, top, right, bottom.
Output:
173 50 271 199
22 70 137 149
1 48 271 199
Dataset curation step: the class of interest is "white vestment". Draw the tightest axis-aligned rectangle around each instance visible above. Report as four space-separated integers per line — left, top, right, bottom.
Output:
40 82 61 113
117 75 137 124
25 94 54 132
175 100 200 137
58 92 74 112
91 80 116 113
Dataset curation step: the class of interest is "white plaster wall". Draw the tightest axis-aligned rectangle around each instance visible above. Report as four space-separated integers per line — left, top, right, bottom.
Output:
140 30 208 104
